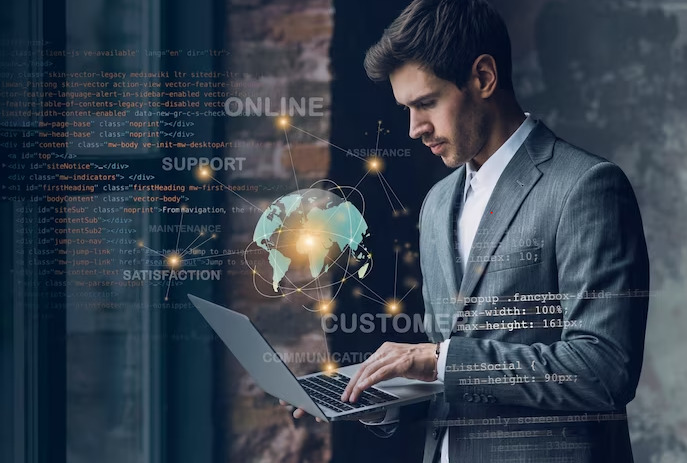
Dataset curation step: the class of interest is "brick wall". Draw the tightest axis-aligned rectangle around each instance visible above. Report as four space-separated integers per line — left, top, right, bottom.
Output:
221 0 334 461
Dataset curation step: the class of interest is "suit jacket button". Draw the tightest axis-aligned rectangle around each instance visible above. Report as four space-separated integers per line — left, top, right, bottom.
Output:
472 393 481 403
463 393 473 402
432 428 439 439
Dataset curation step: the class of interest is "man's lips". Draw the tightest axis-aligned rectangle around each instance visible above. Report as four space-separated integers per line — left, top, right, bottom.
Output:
426 142 446 154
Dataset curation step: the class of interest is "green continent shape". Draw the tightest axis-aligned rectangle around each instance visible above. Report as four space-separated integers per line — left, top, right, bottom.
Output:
299 201 369 278
324 201 369 256
254 194 304 288
295 232 334 278
253 194 302 247
268 249 291 292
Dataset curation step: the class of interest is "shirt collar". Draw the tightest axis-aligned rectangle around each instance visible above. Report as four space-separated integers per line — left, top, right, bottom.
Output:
463 113 536 202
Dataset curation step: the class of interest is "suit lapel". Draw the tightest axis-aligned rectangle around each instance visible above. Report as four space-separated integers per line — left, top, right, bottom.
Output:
436 166 465 332
457 121 555 306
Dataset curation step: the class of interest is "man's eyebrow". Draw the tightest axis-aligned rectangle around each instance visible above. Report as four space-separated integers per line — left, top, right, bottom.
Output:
396 91 440 108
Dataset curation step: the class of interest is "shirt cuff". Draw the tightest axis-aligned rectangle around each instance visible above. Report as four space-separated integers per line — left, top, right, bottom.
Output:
359 406 400 425
437 339 451 382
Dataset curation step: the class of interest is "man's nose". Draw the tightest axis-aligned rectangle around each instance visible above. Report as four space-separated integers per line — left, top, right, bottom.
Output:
409 111 431 139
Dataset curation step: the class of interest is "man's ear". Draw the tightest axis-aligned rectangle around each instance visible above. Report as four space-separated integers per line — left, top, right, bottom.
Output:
471 54 498 99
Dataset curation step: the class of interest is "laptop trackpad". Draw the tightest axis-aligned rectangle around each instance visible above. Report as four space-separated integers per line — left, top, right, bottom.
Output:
337 364 443 399
377 376 443 398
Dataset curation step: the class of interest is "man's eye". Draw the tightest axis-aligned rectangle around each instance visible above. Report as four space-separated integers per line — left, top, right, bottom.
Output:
418 101 435 109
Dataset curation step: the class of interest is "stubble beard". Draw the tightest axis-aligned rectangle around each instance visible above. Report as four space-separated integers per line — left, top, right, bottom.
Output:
446 109 490 169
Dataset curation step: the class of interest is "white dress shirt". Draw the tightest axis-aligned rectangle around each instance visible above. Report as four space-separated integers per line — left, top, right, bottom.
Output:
437 114 536 462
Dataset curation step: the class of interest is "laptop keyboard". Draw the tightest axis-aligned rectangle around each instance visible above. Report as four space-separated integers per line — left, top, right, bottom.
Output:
298 372 398 413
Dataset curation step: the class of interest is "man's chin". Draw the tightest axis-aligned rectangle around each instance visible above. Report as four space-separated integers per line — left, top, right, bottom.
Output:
439 154 462 169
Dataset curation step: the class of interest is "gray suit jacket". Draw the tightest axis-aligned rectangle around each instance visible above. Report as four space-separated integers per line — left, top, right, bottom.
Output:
415 121 649 463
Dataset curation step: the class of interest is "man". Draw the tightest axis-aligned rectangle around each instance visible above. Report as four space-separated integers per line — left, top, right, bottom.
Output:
289 0 650 461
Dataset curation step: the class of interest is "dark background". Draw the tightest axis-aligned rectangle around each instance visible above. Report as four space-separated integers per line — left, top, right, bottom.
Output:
2 0 686 462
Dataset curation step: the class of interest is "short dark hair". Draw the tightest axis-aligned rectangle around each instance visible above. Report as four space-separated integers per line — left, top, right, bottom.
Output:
364 0 513 91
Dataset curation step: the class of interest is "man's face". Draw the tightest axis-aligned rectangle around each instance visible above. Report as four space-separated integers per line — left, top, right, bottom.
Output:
389 62 488 168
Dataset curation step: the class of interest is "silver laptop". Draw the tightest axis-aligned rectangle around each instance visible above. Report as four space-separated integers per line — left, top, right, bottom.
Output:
188 294 443 422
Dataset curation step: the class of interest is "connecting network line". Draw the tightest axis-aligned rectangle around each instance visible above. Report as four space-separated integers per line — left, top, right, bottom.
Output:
394 247 399 301
137 206 219 301
204 119 412 316
326 248 416 309
133 117 414 342
287 120 407 213
274 119 415 317
244 196 366 306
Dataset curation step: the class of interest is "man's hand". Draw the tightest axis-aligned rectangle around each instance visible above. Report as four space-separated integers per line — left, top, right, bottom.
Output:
279 399 325 422
341 342 437 403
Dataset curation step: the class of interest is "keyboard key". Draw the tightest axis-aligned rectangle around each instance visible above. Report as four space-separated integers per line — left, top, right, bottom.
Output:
298 373 398 414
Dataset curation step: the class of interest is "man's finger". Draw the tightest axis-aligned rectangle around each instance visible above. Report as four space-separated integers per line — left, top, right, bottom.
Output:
343 356 386 401
341 367 364 402
361 362 401 390
342 351 382 401
291 407 325 423
279 399 294 411
346 362 378 401
348 356 394 402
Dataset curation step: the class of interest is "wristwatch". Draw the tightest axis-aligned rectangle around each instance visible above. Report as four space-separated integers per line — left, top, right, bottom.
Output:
433 341 441 380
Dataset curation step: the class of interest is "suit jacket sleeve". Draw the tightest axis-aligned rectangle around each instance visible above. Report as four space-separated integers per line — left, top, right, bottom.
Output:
420 185 444 344
443 162 650 411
